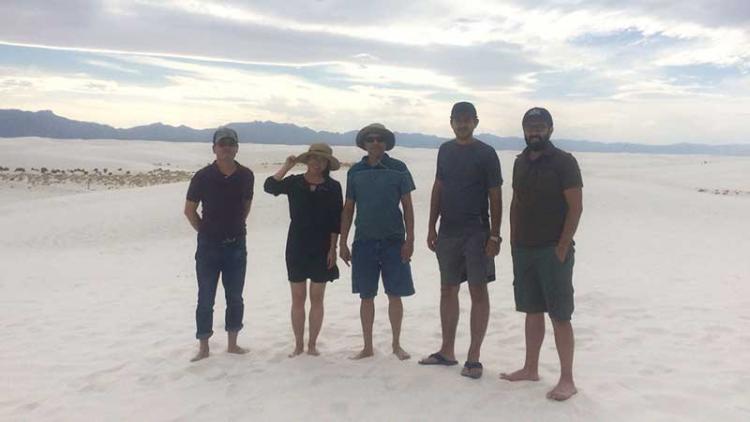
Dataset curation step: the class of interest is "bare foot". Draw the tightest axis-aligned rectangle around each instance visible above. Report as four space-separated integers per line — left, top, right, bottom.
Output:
499 367 540 382
190 348 209 362
227 345 249 355
392 346 411 361
547 379 577 401
307 345 320 356
288 346 304 358
349 348 374 360
190 350 208 362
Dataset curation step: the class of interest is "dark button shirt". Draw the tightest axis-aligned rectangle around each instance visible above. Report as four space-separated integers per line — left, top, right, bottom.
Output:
186 162 254 240
512 144 582 247
346 154 416 241
436 139 502 236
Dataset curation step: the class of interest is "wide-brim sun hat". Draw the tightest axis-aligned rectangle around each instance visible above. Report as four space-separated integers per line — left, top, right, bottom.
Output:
355 123 395 151
295 142 341 171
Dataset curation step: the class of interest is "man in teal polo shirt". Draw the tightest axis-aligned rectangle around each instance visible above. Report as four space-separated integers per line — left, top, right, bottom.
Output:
339 123 416 361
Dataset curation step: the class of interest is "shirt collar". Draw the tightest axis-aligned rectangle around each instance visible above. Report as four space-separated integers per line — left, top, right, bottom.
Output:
359 153 390 168
518 142 556 160
211 160 241 177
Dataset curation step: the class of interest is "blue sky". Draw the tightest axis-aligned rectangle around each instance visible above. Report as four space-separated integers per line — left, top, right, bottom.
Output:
0 0 748 144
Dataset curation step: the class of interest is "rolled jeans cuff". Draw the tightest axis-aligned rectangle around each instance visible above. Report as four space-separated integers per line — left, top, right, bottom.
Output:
196 330 214 340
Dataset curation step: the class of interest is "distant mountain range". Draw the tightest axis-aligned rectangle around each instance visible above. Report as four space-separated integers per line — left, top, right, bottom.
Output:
1 109 748 156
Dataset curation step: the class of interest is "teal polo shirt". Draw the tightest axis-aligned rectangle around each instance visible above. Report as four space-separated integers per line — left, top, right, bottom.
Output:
346 154 416 241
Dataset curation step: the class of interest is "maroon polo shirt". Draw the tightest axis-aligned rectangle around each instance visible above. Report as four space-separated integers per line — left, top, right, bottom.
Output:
187 161 254 240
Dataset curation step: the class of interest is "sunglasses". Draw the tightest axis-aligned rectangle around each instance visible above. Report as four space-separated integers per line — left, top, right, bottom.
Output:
364 136 385 144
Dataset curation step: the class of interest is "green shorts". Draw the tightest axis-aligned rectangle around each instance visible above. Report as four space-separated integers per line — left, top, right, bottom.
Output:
512 245 575 321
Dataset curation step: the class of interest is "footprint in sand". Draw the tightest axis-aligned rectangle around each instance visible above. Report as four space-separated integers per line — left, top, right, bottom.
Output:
329 401 350 415
18 402 41 412
137 373 158 385
268 352 287 364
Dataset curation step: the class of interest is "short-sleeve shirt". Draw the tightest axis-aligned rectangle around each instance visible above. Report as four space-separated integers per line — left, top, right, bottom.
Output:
512 144 583 247
346 154 416 241
436 139 502 236
186 161 254 240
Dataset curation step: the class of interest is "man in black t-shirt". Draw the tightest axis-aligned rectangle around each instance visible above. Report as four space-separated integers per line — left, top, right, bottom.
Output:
419 102 503 379
184 127 255 362
500 107 583 401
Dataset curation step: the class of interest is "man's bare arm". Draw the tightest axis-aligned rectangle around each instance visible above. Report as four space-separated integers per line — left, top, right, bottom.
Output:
489 186 502 237
339 199 355 245
485 186 503 256
184 200 201 232
401 192 415 244
339 199 355 265
509 191 518 245
243 199 253 220
426 179 442 251
558 188 583 248
400 192 415 262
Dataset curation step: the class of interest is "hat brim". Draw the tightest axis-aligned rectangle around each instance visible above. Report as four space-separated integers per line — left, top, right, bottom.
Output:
356 127 395 151
295 151 341 171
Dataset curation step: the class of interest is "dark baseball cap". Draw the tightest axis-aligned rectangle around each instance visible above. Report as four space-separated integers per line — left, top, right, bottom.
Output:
450 101 477 119
213 127 239 145
522 107 553 127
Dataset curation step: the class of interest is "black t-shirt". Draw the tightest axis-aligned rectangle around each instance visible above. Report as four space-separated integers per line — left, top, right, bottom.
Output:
186 162 254 240
436 139 503 236
512 144 582 247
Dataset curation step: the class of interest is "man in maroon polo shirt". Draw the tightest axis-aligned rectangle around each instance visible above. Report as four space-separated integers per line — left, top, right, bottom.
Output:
184 127 254 362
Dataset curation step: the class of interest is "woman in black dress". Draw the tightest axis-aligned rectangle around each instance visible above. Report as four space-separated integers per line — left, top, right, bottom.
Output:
264 143 343 357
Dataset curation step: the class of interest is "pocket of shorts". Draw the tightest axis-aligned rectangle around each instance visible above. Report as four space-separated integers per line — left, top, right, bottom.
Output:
553 245 574 264
552 246 566 264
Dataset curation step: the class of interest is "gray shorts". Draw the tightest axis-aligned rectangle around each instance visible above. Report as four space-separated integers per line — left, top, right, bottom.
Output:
435 229 496 285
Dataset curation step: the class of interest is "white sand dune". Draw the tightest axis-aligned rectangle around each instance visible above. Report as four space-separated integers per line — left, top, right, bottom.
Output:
1 138 749 421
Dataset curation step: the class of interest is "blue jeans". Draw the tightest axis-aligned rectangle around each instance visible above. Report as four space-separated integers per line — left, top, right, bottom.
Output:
195 235 247 339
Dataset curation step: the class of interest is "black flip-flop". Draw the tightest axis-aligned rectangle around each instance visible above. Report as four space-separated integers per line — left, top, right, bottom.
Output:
418 352 459 366
460 361 483 379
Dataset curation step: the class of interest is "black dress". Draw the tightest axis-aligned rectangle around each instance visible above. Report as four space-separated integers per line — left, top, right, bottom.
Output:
264 174 342 282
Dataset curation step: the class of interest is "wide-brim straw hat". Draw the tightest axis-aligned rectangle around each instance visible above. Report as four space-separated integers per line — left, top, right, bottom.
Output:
295 143 341 171
355 123 395 151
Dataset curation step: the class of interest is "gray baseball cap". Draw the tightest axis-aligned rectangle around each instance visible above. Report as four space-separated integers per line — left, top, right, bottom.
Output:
213 127 239 145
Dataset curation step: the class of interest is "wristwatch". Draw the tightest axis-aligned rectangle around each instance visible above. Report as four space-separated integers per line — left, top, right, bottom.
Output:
489 235 502 243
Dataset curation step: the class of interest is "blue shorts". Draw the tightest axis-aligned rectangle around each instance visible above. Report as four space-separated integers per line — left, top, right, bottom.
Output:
351 239 415 299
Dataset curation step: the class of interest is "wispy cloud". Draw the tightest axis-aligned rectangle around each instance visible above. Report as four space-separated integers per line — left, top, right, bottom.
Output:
85 59 141 74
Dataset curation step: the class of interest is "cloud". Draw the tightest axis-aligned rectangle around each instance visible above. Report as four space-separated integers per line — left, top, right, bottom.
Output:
539 0 750 27
85 59 141 74
0 0 748 144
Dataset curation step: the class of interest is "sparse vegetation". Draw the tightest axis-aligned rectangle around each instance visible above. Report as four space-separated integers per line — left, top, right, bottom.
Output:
697 187 749 197
0 165 194 191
